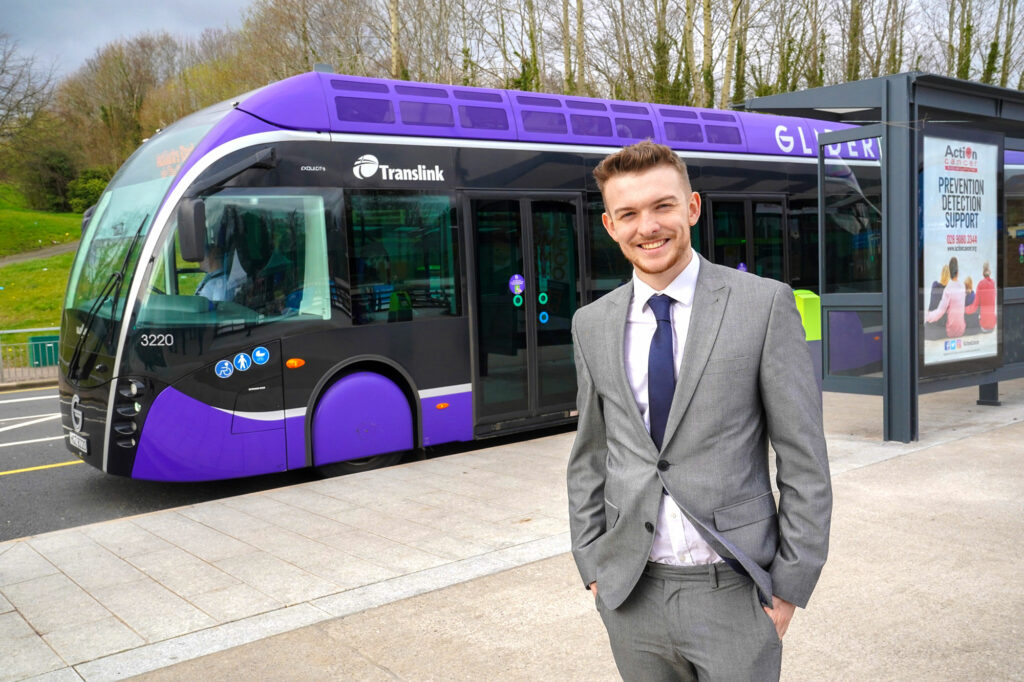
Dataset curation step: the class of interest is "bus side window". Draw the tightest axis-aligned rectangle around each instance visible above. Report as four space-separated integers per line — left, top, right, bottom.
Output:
346 191 461 324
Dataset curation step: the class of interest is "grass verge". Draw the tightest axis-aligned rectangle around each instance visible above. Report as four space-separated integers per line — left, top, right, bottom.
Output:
0 251 74 335
0 209 81 258
0 183 82 257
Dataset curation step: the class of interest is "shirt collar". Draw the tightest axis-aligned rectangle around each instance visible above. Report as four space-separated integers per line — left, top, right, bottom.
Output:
631 253 700 314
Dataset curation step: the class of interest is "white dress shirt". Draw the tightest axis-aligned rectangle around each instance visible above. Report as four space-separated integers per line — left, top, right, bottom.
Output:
624 255 723 566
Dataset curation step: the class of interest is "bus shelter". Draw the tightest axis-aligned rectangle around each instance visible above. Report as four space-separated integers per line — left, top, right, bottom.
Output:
743 72 1024 442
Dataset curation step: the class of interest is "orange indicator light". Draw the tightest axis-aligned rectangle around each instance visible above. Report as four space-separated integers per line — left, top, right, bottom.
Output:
285 358 306 369
436 402 450 410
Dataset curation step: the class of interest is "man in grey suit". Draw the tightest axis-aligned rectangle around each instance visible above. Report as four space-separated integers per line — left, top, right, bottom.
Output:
567 141 832 680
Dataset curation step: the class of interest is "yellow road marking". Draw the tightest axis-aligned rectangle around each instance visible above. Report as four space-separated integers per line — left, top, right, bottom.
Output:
0 387 57 396
0 460 83 477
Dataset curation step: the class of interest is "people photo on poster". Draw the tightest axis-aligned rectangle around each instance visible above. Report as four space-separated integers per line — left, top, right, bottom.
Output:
922 134 999 366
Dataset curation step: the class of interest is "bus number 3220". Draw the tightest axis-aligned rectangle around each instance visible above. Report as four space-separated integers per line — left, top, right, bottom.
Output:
139 334 174 347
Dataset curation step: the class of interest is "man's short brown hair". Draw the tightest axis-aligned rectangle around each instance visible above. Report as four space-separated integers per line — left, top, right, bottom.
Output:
593 140 690 193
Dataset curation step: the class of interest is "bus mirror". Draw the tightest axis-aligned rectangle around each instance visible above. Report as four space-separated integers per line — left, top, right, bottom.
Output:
81 204 96 233
178 198 206 262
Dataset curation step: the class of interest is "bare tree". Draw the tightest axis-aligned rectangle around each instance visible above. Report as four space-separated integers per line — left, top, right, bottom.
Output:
575 0 585 93
389 0 402 78
719 0 745 108
802 0 824 88
1000 0 1019 86
0 35 54 141
731 0 751 103
700 0 714 106
649 0 672 103
846 0 863 81
955 0 974 79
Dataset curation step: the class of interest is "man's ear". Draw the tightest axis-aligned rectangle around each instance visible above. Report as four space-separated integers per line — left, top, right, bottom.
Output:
602 212 618 242
688 191 702 226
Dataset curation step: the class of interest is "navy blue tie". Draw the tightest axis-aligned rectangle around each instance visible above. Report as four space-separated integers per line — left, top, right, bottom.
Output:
647 294 675 450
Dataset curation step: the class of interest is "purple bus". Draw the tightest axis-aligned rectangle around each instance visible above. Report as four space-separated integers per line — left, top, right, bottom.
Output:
59 69 887 481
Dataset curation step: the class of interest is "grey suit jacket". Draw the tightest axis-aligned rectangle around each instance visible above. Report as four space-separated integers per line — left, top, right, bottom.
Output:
567 255 832 611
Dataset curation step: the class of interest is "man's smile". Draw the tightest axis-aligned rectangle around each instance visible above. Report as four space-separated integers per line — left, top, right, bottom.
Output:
639 239 669 250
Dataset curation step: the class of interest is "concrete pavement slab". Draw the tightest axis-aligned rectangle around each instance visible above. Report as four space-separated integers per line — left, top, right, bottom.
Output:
42 616 143 667
0 542 58 587
29 539 146 593
21 669 82 682
130 512 254 563
90 578 216 642
184 582 284 623
80 521 174 559
0 612 66 682
125 547 242 600
74 604 332 681
2 573 110 635
210 551 341 605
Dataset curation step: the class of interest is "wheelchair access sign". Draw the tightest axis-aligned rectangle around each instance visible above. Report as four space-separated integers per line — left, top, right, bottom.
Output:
215 360 234 379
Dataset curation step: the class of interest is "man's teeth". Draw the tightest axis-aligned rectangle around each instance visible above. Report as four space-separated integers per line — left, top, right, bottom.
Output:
640 240 667 250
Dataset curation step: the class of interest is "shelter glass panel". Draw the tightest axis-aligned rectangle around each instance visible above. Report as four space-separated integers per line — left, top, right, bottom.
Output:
827 309 883 377
1006 165 1024 287
823 145 883 293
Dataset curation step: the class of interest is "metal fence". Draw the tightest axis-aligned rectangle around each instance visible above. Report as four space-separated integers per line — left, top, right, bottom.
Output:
0 327 60 384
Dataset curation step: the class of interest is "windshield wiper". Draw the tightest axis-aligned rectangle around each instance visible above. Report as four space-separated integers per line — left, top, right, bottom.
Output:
105 215 150 345
68 214 149 382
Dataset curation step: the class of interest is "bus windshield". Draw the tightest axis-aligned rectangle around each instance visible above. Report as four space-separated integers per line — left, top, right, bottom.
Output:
136 188 334 330
62 102 232 355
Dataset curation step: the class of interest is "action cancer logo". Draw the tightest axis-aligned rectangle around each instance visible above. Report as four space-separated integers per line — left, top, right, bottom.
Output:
353 154 380 179
943 144 979 173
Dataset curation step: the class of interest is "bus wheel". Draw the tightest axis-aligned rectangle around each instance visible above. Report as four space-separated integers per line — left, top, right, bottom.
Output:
311 371 413 474
319 451 405 475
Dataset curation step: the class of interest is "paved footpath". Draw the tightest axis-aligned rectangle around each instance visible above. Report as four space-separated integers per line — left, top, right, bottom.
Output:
3 381 1024 681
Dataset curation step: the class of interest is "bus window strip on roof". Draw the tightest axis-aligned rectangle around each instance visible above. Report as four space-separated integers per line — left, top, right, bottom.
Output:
226 70 881 161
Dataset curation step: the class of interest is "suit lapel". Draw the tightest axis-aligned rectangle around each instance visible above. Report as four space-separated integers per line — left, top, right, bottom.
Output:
604 282 657 455
661 256 730 449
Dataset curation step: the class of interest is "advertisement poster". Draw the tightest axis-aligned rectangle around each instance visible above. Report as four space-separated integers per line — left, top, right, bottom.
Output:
922 135 999 366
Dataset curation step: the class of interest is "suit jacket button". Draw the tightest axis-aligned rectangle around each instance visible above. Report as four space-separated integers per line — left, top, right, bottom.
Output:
657 460 670 471
645 522 654 532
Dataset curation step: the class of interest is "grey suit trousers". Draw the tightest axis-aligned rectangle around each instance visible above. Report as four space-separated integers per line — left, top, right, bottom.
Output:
596 562 782 681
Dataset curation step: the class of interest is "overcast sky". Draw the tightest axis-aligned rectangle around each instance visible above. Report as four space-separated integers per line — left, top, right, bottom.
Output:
4 0 254 78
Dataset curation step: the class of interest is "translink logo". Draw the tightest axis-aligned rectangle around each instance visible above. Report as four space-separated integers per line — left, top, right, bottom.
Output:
353 154 445 182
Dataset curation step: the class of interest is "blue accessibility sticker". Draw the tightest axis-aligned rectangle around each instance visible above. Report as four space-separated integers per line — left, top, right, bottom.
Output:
252 346 270 365
215 360 234 379
233 352 252 371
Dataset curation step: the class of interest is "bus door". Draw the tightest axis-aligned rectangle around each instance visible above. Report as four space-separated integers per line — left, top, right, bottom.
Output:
706 195 788 282
466 194 583 433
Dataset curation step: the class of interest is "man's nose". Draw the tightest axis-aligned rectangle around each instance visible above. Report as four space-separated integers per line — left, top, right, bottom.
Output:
638 211 660 235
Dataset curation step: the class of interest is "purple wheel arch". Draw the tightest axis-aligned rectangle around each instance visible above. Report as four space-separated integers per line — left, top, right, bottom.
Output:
311 371 413 465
